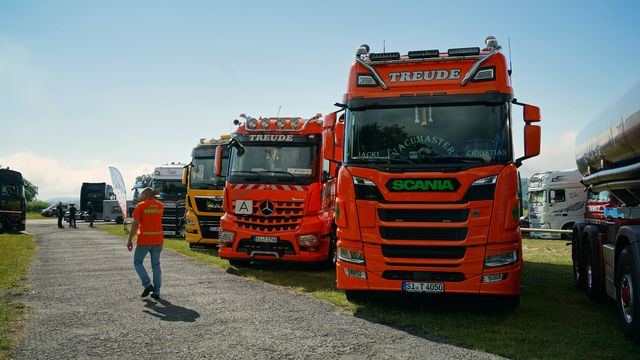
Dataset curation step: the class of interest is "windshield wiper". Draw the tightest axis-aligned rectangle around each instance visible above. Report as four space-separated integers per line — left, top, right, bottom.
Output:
230 170 262 180
257 171 304 185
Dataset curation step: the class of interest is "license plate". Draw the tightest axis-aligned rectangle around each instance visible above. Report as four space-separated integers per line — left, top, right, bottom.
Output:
253 236 278 243
402 282 444 293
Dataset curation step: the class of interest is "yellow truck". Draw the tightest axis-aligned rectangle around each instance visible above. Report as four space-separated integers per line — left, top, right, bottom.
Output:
183 135 230 248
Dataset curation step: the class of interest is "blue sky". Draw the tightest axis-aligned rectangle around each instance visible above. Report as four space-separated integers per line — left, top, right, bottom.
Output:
1 0 639 199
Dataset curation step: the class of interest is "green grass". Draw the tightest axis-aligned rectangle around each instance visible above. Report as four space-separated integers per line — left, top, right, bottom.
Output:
99 224 638 358
26 212 43 220
0 233 36 359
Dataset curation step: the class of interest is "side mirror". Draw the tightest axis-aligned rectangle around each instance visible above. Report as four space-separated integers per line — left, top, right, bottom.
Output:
513 101 541 167
182 166 189 186
214 145 223 177
523 124 541 158
524 104 541 122
323 113 337 161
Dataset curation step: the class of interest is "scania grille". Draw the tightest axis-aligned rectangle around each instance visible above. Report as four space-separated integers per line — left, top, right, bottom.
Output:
232 200 304 232
379 227 467 241
378 209 469 223
237 239 296 256
382 270 466 282
381 244 466 259
195 197 223 213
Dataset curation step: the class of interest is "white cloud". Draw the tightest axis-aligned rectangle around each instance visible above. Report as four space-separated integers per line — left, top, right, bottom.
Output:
1 152 155 201
519 130 578 178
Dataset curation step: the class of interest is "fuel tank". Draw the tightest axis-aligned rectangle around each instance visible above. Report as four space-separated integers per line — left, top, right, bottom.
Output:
575 80 640 178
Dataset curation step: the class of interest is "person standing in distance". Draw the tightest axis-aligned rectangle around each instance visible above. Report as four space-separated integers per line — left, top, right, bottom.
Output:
68 204 77 228
56 202 64 229
127 187 164 299
87 201 94 228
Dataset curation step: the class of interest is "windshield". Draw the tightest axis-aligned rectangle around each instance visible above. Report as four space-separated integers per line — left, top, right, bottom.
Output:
152 179 187 199
190 155 228 190
0 183 23 198
229 143 318 184
346 103 510 167
529 190 545 205
588 190 610 202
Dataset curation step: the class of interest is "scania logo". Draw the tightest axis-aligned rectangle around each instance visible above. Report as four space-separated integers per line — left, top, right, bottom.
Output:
386 178 460 192
260 200 275 216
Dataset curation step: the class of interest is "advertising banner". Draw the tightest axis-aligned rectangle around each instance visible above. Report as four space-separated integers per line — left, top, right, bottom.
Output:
109 167 128 222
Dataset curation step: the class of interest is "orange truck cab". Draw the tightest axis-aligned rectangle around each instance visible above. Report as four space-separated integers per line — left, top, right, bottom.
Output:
323 36 541 304
217 114 336 265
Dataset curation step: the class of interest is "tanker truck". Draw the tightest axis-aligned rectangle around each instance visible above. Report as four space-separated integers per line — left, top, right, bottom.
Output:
572 79 640 341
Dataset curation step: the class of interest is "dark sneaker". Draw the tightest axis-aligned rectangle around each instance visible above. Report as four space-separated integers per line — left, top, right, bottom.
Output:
151 293 160 300
141 285 154 298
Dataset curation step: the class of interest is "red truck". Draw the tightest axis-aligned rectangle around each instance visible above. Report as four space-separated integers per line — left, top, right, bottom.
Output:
572 79 640 341
322 36 541 304
216 114 336 265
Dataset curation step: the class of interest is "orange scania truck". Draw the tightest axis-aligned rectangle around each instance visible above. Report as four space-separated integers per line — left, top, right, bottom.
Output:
216 114 336 265
322 36 541 304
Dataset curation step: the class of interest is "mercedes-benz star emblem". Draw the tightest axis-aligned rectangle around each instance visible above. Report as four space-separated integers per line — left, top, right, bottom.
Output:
260 200 275 216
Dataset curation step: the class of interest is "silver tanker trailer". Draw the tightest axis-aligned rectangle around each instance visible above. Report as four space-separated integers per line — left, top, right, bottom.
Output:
572 79 640 342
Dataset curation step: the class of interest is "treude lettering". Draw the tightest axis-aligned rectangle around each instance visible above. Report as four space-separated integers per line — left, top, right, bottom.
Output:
388 69 461 83
248 134 295 142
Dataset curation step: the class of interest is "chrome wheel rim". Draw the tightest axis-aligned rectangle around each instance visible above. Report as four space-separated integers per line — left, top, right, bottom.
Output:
621 273 634 324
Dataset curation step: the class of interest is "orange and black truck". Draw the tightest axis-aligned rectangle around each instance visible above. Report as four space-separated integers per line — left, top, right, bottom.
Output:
322 36 541 304
216 114 336 265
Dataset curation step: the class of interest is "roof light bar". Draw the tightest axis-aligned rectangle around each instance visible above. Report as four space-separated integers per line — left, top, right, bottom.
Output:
246 118 258 129
260 118 270 129
447 47 480 56
289 118 300 129
369 52 400 61
276 118 286 129
407 49 439 59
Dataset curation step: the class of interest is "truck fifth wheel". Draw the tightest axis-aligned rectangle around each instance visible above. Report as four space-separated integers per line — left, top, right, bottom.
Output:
322 36 542 304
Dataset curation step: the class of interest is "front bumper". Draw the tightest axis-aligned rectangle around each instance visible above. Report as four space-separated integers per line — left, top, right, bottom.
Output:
219 214 333 263
336 241 521 296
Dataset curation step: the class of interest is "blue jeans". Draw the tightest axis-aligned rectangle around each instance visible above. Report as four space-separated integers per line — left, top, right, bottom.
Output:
134 245 162 294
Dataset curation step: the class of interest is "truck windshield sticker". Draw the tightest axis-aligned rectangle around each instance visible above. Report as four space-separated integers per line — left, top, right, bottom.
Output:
386 178 460 192
287 168 312 175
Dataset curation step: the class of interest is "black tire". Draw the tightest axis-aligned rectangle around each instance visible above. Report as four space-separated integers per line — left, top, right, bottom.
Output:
616 246 640 342
345 290 370 303
561 223 573 241
572 231 585 290
188 243 196 249
0 218 6 234
324 235 337 269
229 259 251 267
115 216 123 224
584 236 605 299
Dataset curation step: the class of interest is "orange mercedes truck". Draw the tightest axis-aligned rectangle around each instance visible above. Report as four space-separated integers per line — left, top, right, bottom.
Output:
216 114 336 265
322 36 541 304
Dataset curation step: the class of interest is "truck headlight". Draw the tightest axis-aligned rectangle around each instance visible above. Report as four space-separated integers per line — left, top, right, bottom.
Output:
219 230 235 245
337 247 365 265
185 218 196 227
484 250 518 268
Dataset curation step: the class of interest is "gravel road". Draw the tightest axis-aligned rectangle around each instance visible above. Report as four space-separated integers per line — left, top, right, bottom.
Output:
16 220 504 359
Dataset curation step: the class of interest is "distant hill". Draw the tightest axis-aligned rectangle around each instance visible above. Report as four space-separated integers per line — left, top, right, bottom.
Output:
44 197 80 205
